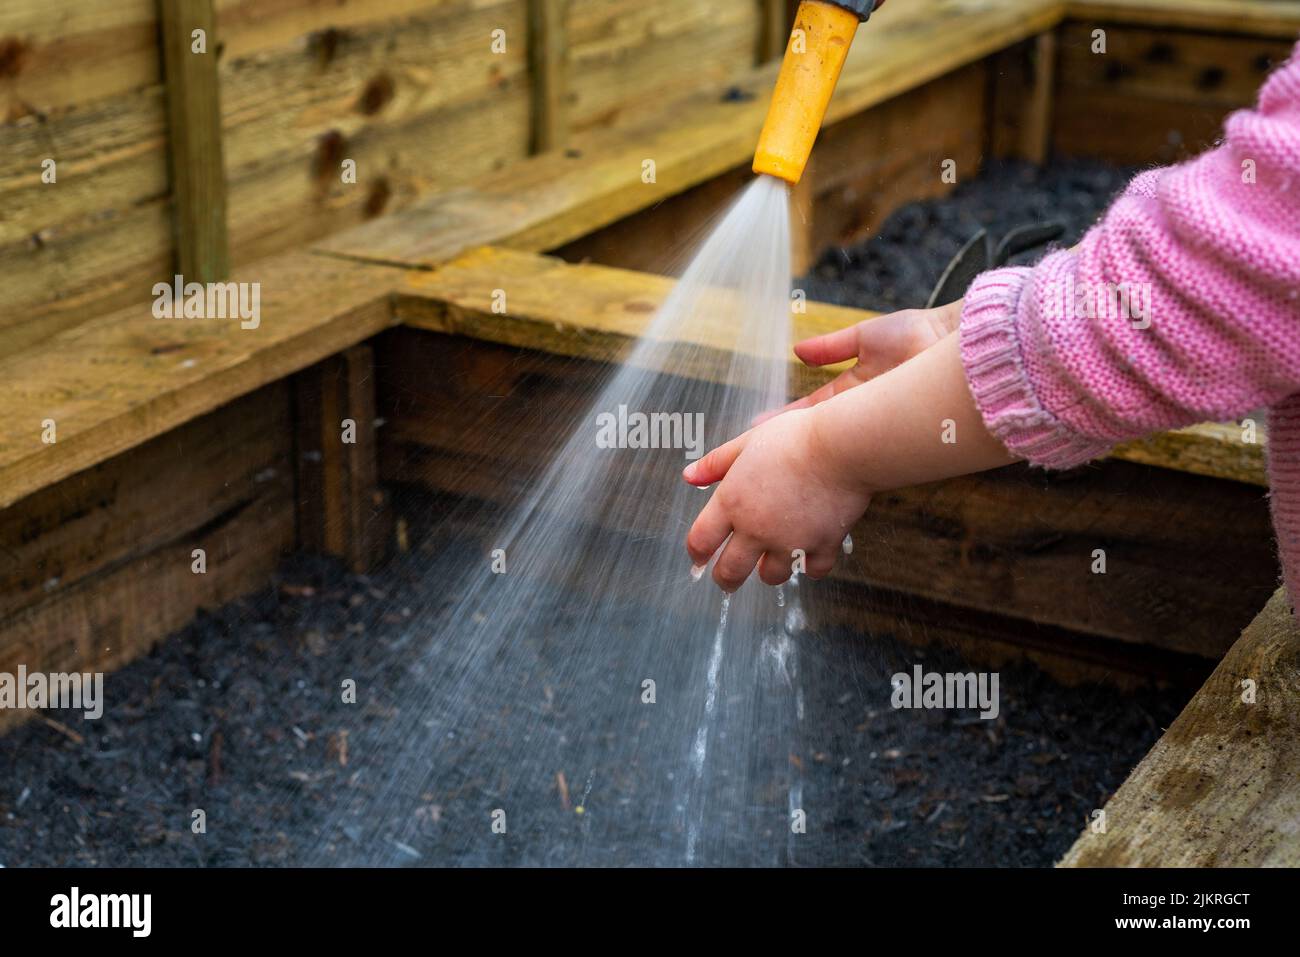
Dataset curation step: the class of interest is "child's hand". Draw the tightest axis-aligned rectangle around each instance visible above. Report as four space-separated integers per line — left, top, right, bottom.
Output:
756 298 962 424
682 407 873 591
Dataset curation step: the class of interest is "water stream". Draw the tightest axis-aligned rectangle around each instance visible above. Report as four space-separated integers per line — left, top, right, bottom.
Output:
313 175 807 865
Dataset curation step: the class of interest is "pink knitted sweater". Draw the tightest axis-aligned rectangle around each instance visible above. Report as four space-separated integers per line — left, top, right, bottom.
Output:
960 42 1300 608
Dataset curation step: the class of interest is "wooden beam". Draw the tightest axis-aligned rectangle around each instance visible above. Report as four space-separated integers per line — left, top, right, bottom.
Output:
1065 0 1300 37
1052 21 1296 165
293 345 390 572
395 246 1268 486
1060 587 1300 866
0 252 403 511
527 0 569 153
0 384 296 733
159 0 230 282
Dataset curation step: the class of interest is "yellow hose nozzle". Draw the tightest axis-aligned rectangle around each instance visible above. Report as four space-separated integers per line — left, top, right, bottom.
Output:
752 0 866 185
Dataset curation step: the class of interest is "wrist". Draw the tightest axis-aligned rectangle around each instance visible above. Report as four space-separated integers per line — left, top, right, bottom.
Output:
807 398 876 496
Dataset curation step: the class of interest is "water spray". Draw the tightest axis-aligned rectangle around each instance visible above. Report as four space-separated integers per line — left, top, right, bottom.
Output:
752 0 878 185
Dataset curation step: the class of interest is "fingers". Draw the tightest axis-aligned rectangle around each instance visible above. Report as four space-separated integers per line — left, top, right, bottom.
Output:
727 548 838 590
685 498 732 567
757 552 792 586
713 534 764 592
793 324 862 367
803 551 837 580
682 431 749 487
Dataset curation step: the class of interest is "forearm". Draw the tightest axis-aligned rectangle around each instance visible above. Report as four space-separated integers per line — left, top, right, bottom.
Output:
810 331 1014 493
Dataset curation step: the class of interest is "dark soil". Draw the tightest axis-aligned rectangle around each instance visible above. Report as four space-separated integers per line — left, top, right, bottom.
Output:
0 496 1184 867
0 157 1185 868
799 158 1136 312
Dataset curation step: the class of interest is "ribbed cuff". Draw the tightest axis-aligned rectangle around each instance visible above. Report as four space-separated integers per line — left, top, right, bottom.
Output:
959 268 1112 470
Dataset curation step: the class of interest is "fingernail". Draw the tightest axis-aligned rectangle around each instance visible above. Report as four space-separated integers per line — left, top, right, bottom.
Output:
689 563 706 582
682 463 697 481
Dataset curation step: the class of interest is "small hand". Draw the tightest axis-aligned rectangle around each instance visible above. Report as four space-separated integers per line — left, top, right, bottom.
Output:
756 299 962 424
682 408 873 591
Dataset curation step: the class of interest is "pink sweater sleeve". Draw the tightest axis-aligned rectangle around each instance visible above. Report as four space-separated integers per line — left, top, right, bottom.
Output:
959 42 1300 599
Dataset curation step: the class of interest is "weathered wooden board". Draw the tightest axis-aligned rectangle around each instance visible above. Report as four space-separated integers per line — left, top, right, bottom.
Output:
1053 21 1296 164
563 0 760 133
0 383 296 732
217 0 533 274
1067 0 1300 37
0 1 160 115
0 251 402 510
396 245 865 390
0 2 181 352
313 0 1064 268
396 246 1268 486
1060 586 1300 866
0 385 291 621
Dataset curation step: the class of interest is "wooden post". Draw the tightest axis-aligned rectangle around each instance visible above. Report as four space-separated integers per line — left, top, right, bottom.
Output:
988 30 1057 166
527 0 569 153
158 0 230 282
759 0 795 62
293 345 389 573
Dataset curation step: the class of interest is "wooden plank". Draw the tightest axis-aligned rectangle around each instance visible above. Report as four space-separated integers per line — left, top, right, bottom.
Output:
0 383 295 732
0 200 174 357
1112 420 1267 488
1065 0 1300 37
395 245 865 388
0 384 291 620
216 0 533 273
293 345 389 572
371 325 1276 661
1060 587 1300 867
0 0 160 116
160 0 230 282
0 251 403 510
564 0 760 134
0 20 171 354
313 0 1064 269
395 245 1268 486
989 31 1057 165
1052 22 1296 165
1057 20 1294 108
528 0 569 153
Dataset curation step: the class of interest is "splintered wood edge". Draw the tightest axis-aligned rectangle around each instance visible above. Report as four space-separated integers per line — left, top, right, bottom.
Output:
396 247 1269 487
1059 586 1300 867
